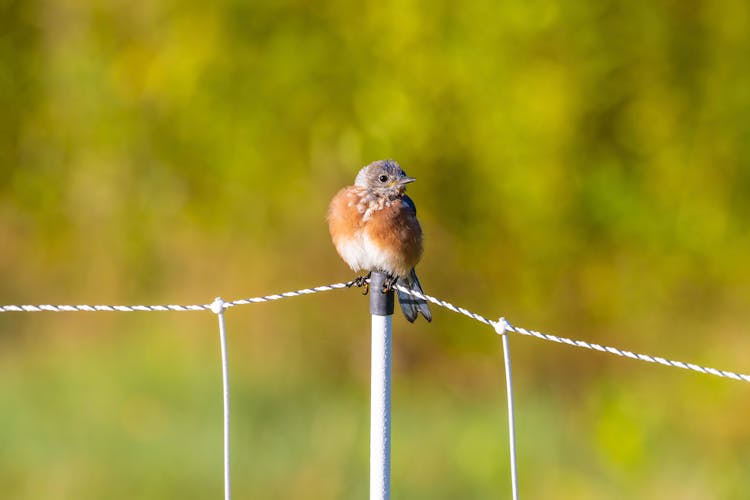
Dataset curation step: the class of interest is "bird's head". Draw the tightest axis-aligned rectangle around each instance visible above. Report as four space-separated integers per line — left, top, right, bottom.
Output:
354 159 416 196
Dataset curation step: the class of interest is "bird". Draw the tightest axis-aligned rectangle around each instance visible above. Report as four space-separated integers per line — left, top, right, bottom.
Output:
327 159 432 322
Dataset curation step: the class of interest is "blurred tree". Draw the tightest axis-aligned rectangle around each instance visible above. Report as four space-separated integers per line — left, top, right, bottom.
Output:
1 0 749 498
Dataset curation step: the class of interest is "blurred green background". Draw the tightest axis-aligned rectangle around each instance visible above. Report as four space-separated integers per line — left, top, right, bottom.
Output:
1 0 750 497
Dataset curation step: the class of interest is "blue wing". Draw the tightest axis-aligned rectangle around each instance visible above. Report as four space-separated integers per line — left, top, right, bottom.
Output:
402 195 417 215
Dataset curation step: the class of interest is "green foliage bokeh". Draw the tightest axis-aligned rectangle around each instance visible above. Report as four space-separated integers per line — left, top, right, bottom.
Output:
1 0 749 497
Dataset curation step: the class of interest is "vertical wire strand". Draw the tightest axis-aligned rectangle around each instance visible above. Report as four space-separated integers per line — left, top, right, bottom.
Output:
498 320 519 500
212 298 232 500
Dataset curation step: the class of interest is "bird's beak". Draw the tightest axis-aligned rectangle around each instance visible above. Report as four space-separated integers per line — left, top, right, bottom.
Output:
398 176 416 185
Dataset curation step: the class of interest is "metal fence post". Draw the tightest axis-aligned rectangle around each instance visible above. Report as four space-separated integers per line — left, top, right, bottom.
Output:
369 272 394 500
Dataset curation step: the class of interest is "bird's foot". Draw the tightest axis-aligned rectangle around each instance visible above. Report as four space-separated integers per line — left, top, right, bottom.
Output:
382 274 399 293
347 273 371 295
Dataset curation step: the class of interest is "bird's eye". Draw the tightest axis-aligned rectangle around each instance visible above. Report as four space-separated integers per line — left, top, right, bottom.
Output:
378 175 388 182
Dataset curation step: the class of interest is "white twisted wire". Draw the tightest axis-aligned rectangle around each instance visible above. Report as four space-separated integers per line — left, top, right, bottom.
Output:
392 284 750 383
1 280 748 383
0 283 351 313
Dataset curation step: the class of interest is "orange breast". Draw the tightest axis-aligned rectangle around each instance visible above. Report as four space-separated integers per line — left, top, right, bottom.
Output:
327 187 363 244
364 200 423 276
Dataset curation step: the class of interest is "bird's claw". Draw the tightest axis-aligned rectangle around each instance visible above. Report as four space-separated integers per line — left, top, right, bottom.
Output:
347 273 371 295
382 275 399 294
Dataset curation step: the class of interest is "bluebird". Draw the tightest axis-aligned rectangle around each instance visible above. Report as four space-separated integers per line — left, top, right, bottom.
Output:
328 160 432 322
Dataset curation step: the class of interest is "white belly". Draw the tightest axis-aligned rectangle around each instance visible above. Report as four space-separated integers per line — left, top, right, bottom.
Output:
335 232 397 274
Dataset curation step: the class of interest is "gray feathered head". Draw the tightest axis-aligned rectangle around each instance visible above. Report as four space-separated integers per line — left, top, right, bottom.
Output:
354 160 415 195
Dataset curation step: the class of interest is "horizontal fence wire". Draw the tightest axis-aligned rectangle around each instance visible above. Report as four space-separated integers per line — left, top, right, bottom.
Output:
391 284 750 383
0 283 351 313
1 280 749 383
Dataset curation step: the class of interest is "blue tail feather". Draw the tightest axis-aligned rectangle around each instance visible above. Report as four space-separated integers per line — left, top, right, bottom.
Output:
396 269 432 323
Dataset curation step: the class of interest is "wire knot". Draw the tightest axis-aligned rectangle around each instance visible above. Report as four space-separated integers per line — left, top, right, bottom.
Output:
210 297 227 315
493 317 511 336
